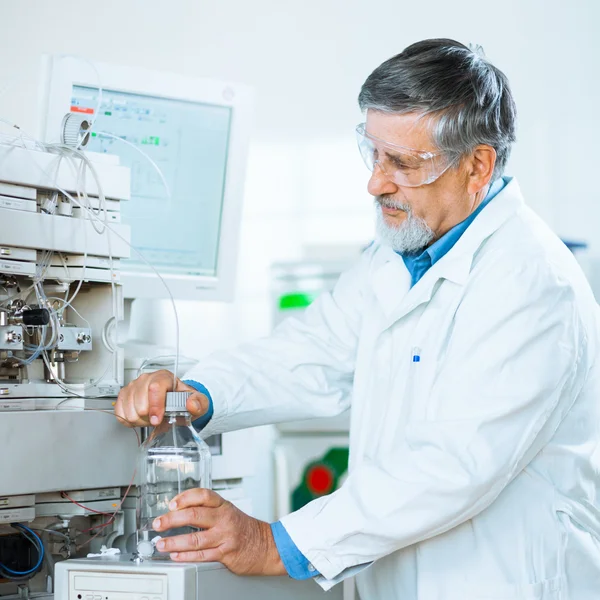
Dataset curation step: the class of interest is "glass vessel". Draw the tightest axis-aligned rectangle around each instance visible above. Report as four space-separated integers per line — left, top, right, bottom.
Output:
137 391 212 558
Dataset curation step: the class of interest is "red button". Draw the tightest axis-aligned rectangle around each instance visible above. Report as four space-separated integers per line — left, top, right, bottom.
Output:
306 464 335 495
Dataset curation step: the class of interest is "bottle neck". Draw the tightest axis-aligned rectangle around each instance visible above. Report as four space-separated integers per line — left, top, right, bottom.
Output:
164 412 193 426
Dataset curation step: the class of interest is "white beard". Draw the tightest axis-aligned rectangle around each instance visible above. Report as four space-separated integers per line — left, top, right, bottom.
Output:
374 197 435 255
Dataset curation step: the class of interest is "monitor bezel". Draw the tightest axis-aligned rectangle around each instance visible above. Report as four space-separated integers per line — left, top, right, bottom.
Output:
40 55 253 302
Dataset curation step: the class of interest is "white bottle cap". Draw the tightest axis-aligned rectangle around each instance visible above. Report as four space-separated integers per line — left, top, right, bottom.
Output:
165 391 191 413
136 539 155 558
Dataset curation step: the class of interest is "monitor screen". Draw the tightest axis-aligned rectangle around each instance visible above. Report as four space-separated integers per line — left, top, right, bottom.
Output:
71 85 232 278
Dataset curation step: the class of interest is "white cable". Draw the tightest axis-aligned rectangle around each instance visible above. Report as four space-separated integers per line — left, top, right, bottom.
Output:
60 144 118 382
94 131 172 209
136 353 197 377
0 123 181 393
5 132 115 348
41 348 112 394
60 191 181 390
44 297 92 330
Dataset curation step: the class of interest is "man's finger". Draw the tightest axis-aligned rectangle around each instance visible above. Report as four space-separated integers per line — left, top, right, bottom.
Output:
113 410 135 429
156 529 219 553
114 394 132 428
170 488 223 510
170 548 223 563
147 371 173 426
123 399 144 427
153 506 217 532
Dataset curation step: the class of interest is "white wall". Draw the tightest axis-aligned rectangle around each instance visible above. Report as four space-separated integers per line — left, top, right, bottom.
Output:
1 0 599 519
2 0 599 346
2 0 599 348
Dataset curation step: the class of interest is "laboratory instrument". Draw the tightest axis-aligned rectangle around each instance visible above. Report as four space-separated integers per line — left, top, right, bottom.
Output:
0 56 337 600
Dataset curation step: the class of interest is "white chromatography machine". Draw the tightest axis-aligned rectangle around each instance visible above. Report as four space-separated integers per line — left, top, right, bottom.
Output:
0 56 342 600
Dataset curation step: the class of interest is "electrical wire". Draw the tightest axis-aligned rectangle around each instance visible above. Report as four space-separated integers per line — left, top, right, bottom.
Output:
75 465 138 551
0 524 44 579
59 492 114 516
44 296 92 329
34 403 141 550
45 187 181 392
78 520 116 535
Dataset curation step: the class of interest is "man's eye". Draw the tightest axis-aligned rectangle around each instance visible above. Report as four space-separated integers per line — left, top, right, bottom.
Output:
390 158 414 170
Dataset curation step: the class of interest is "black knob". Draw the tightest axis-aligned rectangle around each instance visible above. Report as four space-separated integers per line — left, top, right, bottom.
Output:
22 308 50 326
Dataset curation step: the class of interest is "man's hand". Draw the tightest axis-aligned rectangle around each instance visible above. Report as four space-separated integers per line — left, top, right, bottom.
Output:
114 370 209 427
153 488 286 576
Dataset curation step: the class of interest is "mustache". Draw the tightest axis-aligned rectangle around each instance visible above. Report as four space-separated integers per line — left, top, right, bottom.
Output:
375 196 411 213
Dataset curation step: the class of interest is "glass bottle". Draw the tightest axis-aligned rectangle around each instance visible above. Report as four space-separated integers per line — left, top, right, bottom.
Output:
136 391 212 558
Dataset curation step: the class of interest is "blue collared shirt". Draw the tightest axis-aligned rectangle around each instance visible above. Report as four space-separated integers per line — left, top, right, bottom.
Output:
401 177 508 287
183 380 214 429
184 176 509 581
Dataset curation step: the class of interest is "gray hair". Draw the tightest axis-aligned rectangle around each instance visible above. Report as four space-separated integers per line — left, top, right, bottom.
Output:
358 39 517 181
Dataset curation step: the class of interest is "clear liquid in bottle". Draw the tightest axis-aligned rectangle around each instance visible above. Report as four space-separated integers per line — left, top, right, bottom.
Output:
137 391 211 558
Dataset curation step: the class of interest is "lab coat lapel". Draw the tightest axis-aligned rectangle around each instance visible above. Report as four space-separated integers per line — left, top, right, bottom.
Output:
371 249 412 317
371 178 526 327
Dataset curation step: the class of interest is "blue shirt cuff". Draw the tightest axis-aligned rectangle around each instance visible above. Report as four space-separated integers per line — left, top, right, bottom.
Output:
270 521 318 580
182 380 214 430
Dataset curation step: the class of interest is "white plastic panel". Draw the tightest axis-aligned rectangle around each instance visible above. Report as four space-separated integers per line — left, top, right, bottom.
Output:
0 141 130 201
0 208 130 258
0 181 37 200
0 409 138 495
210 428 254 481
0 257 36 276
70 572 168 600
0 195 36 212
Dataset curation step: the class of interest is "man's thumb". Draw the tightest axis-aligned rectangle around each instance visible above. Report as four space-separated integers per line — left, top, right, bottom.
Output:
186 392 208 418
175 380 209 418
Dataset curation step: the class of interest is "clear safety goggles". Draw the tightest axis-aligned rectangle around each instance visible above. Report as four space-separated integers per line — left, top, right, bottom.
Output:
355 123 453 187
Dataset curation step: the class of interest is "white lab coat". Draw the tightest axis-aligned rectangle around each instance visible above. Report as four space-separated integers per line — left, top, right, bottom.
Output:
188 179 600 599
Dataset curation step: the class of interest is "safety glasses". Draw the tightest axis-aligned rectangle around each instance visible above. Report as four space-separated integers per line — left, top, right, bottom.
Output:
355 123 453 187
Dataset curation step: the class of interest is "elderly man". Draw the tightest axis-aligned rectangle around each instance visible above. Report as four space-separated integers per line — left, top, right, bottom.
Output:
116 39 600 598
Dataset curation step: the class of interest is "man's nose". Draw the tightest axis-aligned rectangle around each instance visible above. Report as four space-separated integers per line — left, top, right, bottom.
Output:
367 163 398 197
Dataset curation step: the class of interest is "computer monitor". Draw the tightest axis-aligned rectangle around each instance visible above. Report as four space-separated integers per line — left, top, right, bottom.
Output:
40 56 253 301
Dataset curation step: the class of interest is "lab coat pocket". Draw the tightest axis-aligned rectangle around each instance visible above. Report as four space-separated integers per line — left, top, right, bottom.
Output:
404 353 438 423
459 576 563 599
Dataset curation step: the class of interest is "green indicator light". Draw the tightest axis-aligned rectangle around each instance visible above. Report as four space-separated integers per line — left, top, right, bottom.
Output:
91 132 97 137
104 111 112 116
279 293 315 310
